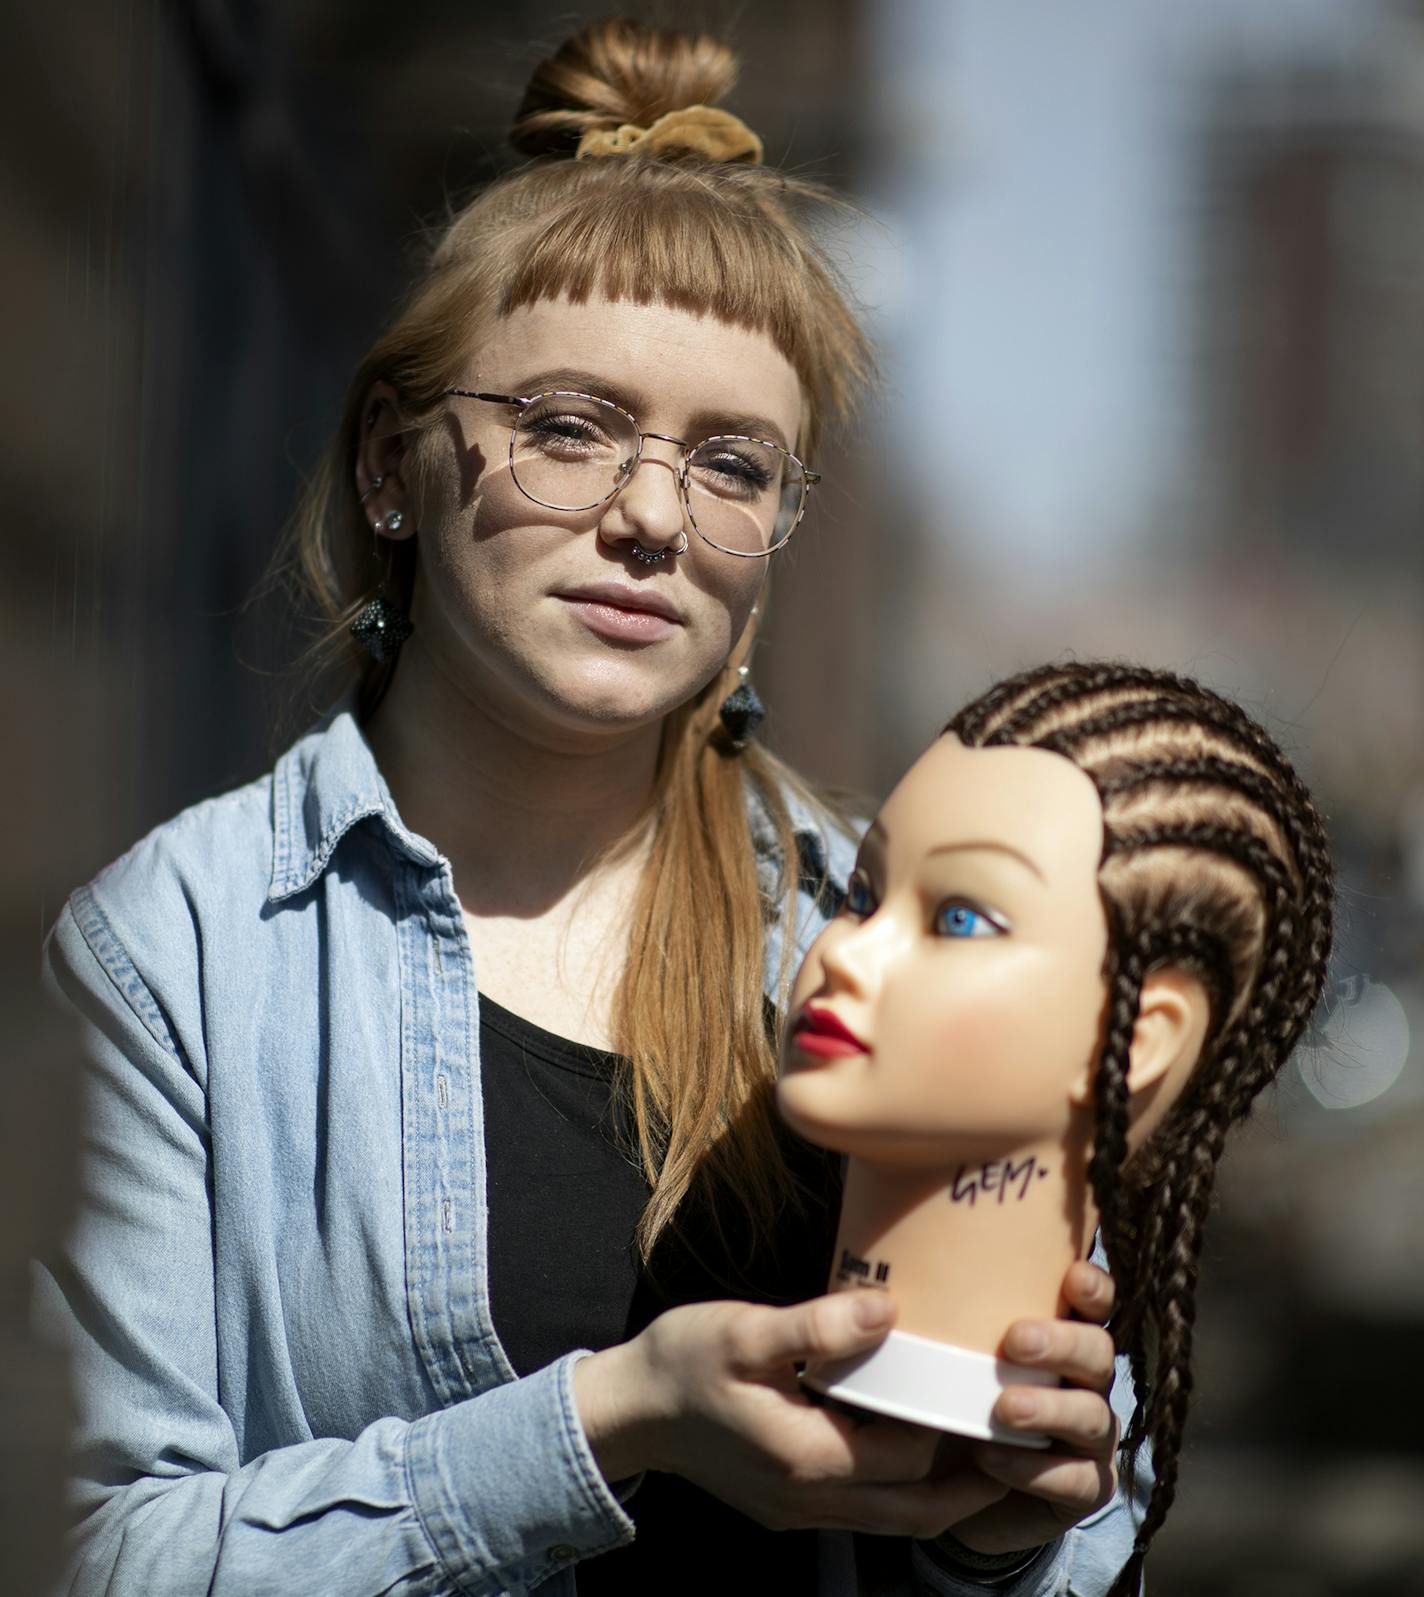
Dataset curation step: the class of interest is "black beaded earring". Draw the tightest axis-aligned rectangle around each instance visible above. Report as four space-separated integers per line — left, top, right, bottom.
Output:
350 488 413 663
717 665 765 750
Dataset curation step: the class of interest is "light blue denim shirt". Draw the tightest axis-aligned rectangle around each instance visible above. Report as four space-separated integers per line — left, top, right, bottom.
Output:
37 709 1143 1596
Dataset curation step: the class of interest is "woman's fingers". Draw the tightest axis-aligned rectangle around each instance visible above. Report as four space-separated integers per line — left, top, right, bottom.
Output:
815 1471 1012 1539
1001 1315 1116 1392
727 1289 898 1376
824 1409 943 1485
1061 1259 1116 1324
993 1385 1118 1453
972 1440 1117 1524
936 1263 1125 1556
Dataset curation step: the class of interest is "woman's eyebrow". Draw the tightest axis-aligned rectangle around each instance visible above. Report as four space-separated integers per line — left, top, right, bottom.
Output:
494 376 793 451
924 840 1046 883
506 369 646 412
687 409 791 450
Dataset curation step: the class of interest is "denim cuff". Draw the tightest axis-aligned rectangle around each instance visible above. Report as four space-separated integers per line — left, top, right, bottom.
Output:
406 1352 635 1594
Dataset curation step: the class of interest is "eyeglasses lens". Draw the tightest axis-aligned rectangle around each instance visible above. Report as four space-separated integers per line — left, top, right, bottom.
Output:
509 393 805 554
685 439 805 556
511 394 636 513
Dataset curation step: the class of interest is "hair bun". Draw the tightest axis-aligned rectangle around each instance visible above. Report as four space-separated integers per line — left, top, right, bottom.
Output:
511 17 742 160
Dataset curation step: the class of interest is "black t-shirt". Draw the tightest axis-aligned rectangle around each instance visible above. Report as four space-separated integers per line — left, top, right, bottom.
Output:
478 995 841 1594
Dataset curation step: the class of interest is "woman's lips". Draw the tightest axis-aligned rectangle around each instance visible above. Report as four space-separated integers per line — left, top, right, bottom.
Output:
556 584 683 644
561 598 678 642
788 1005 869 1060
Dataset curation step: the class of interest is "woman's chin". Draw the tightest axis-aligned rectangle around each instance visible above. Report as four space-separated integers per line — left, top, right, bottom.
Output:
540 657 712 733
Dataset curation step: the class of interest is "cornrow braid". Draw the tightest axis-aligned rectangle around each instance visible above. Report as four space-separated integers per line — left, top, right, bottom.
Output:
947 661 1067 746
981 664 1185 746
946 660 1334 1597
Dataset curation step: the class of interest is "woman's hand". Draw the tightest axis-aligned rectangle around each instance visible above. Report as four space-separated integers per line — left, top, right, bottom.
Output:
574 1291 1011 1537
945 1259 1121 1554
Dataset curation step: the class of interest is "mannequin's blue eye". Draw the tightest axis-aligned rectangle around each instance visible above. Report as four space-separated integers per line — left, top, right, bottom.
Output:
934 901 1002 939
845 871 876 918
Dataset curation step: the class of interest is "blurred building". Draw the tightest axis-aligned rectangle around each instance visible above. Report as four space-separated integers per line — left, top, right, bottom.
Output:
1197 39 1424 576
1149 18 1424 1595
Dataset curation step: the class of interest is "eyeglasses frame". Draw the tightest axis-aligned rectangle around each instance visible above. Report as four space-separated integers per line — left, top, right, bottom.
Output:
442 387 821 559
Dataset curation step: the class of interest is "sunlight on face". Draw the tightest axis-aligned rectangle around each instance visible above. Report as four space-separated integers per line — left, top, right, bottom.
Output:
778 737 1110 1166
406 295 804 746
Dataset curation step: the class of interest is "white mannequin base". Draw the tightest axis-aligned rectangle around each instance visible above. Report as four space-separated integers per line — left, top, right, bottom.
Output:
803 1327 1056 1448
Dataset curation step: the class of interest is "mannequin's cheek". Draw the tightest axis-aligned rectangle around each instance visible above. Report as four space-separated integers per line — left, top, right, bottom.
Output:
906 998 1009 1067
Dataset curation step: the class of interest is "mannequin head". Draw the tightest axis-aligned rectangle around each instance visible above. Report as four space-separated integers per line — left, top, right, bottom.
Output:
782 660 1333 1595
778 735 1210 1169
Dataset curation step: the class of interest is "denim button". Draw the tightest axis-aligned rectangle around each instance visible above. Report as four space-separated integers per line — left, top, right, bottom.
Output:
549 1544 577 1563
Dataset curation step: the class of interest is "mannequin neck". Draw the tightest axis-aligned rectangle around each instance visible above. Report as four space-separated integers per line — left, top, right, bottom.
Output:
831 1121 1098 1355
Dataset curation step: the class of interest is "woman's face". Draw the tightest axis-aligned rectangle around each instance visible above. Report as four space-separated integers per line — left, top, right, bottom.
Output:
777 736 1111 1166
399 294 802 746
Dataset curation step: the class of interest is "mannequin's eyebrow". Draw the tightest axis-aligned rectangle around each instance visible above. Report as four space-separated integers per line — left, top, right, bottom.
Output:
925 840 1045 882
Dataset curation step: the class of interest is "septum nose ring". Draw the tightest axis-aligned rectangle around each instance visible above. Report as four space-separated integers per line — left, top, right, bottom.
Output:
630 530 691 565
620 444 690 564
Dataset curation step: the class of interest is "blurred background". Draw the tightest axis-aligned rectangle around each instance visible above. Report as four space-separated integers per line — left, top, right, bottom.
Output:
7 1 1423 1592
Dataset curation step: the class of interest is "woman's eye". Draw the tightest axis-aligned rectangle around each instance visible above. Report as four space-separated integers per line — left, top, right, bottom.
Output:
690 448 775 500
522 413 613 455
844 870 876 918
933 900 1004 939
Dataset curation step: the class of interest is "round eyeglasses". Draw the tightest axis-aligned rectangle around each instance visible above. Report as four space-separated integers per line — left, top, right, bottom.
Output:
443 388 820 558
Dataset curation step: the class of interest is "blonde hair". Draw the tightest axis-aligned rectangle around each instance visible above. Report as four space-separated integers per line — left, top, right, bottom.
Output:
289 18 871 1258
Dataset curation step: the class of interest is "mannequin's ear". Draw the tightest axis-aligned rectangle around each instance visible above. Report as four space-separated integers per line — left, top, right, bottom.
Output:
1069 967 1210 1147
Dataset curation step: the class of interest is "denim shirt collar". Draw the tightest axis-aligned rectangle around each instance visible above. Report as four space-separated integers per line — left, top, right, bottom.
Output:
267 707 850 906
267 710 440 902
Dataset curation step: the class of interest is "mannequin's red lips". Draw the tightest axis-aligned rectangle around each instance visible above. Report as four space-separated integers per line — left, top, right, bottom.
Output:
789 1005 869 1059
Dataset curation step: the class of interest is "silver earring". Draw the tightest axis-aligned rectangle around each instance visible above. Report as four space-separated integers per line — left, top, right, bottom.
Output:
382 510 403 534
359 475 385 504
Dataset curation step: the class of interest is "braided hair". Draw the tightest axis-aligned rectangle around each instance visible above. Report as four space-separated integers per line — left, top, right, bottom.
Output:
946 660 1333 1596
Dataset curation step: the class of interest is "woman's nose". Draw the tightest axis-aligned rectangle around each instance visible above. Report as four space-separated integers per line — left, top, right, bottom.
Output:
599 443 689 554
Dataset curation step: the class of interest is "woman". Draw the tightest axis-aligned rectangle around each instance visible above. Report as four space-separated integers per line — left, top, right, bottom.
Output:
39 20 1136 1596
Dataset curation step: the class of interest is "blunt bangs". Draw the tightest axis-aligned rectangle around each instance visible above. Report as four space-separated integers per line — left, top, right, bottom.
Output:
476 159 863 455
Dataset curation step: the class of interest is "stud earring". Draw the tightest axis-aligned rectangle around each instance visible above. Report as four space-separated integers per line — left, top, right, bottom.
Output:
359 475 385 504
381 510 404 534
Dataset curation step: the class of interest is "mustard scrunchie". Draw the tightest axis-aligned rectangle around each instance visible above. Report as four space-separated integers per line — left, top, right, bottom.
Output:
575 105 764 166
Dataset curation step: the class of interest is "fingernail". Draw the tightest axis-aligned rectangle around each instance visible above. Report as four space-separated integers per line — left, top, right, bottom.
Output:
852 1292 895 1330
1011 1326 1048 1359
1002 1393 1040 1424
